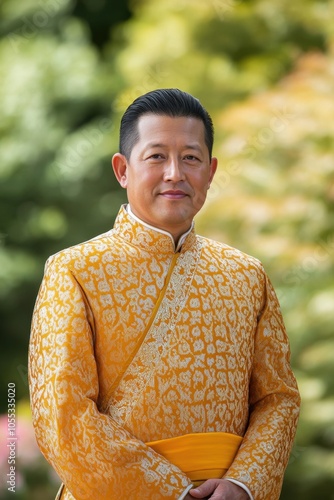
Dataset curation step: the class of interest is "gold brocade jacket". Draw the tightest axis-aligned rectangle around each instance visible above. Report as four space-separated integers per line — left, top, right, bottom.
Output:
29 205 300 500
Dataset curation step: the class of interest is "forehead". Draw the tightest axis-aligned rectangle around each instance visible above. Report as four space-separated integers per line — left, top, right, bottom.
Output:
135 114 206 146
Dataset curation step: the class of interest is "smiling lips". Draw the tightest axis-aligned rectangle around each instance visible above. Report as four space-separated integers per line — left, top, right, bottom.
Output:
160 190 188 199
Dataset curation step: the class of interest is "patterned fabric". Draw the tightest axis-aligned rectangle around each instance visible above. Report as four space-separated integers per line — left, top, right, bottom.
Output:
29 205 300 499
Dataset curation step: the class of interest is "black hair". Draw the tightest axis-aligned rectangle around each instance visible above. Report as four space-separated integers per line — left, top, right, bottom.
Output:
119 88 214 159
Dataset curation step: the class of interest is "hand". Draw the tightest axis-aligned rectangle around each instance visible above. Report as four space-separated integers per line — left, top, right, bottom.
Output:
185 479 249 499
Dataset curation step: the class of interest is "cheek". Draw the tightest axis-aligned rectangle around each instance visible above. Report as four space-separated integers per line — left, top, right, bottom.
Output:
192 173 210 192
136 171 159 190
191 176 210 207
127 173 155 196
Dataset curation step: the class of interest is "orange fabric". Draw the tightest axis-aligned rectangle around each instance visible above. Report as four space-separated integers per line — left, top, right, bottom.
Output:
147 432 242 485
29 205 300 500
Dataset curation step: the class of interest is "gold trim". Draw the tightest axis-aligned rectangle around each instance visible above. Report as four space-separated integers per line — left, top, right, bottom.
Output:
100 252 179 413
55 483 64 500
105 240 202 426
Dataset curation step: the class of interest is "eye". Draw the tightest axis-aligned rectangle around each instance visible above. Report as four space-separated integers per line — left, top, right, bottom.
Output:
184 155 200 162
148 153 165 160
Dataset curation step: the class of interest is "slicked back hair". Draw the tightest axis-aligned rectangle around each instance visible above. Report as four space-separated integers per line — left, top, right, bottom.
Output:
119 88 214 160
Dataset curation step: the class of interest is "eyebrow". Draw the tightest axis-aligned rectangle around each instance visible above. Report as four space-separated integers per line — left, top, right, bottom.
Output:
145 143 203 152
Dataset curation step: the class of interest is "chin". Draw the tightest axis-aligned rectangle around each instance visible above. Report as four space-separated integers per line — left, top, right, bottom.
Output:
161 216 192 231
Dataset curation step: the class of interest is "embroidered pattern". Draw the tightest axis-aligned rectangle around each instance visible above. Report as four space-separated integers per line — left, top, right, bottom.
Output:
29 206 300 500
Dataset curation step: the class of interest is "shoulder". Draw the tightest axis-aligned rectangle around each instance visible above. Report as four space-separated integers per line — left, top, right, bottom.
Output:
196 236 269 308
197 235 266 278
44 228 118 271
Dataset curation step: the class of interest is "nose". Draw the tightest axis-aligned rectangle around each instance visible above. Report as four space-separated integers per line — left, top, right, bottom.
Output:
163 157 185 182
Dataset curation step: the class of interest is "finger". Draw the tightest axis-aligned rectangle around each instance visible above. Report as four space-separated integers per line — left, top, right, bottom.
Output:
209 485 227 500
189 479 221 498
208 481 248 500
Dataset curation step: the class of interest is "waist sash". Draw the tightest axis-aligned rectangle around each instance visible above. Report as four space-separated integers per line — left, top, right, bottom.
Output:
147 432 242 486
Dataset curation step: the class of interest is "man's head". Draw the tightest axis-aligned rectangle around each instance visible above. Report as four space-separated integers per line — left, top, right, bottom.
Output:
119 88 214 160
112 89 218 242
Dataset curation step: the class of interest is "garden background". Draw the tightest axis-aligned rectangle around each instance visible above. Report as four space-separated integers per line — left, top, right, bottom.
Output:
0 0 333 498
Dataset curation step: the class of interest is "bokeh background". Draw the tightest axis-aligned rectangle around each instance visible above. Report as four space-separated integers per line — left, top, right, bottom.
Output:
0 0 333 498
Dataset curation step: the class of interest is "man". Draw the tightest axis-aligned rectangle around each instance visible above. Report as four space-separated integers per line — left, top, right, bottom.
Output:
29 89 300 500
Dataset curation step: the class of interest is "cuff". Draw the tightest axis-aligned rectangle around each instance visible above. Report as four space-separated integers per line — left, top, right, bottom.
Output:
178 484 193 500
224 478 254 500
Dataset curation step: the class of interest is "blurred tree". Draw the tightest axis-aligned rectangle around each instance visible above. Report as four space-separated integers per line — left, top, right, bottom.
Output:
0 0 130 412
0 2 131 495
72 0 131 49
196 53 334 498
110 0 331 112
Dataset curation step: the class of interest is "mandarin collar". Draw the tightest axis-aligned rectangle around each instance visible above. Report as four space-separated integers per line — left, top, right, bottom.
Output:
112 204 196 254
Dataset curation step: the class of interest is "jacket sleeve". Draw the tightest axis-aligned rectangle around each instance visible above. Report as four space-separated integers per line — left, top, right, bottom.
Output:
224 268 301 500
28 254 192 500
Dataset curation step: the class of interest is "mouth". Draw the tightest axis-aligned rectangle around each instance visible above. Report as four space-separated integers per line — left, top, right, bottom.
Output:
159 190 189 199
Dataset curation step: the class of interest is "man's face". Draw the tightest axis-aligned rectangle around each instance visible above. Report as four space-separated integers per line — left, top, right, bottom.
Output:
112 114 217 241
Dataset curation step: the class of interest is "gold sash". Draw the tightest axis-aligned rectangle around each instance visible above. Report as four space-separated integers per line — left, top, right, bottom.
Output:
147 431 242 486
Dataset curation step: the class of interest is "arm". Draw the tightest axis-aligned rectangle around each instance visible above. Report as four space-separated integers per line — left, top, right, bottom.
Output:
223 270 301 500
28 254 191 499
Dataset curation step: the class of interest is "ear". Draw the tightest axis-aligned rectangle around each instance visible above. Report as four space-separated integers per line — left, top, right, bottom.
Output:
208 156 218 187
112 153 128 188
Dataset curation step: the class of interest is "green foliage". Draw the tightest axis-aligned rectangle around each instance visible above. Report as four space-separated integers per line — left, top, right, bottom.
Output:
195 53 334 498
1 0 333 497
0 0 127 411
